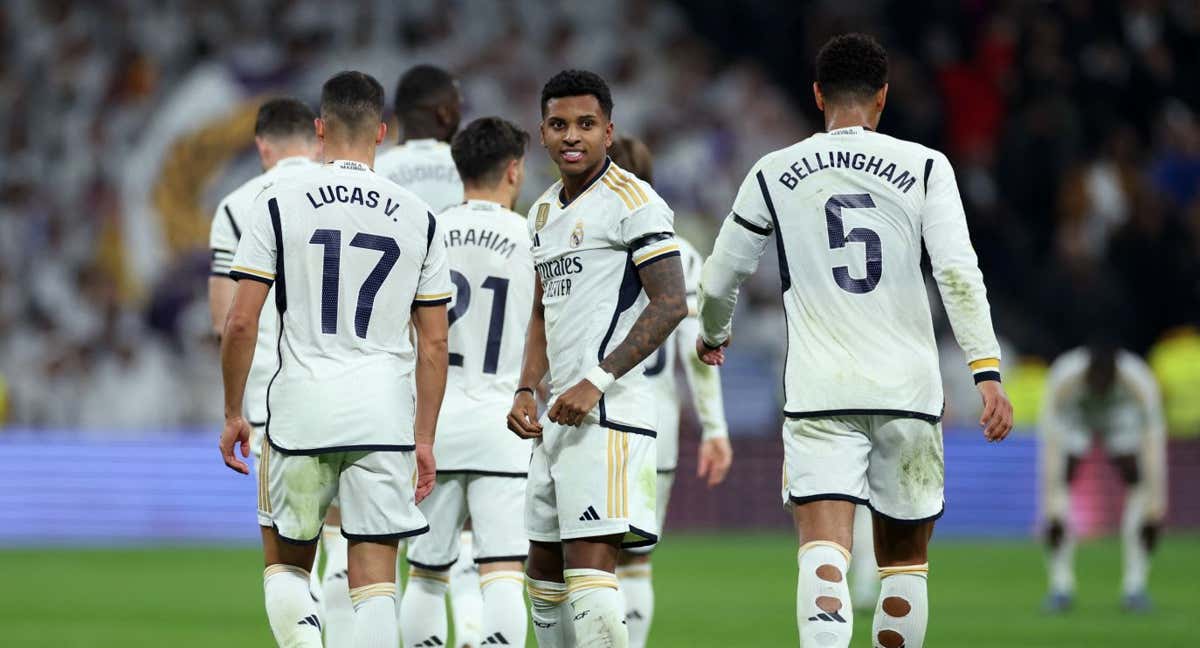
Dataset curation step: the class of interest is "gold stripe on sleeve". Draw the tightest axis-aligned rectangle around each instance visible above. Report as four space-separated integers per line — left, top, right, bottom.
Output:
601 176 637 210
231 265 275 280
969 358 1001 372
634 244 680 266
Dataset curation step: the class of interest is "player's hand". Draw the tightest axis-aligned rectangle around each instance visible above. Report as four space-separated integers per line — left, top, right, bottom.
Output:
696 336 729 366
507 391 543 439
697 437 733 488
548 379 602 427
977 380 1014 442
415 443 436 504
219 415 252 475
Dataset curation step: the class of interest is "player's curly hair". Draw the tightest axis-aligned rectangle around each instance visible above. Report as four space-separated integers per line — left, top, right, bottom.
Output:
540 69 613 119
451 117 529 186
815 33 888 104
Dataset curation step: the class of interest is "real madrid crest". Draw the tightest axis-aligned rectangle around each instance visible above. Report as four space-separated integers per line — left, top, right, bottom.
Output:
570 219 585 248
535 204 549 231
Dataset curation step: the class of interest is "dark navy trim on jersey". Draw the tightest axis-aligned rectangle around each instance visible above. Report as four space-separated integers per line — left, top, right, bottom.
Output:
633 249 680 269
210 271 234 278
224 205 242 240
274 523 321 546
789 492 869 507
623 525 659 549
406 557 456 572
558 158 611 208
436 469 529 478
783 408 942 424
598 415 657 438
756 171 790 292
249 420 267 428
426 212 436 249
475 555 529 565
923 158 933 193
268 197 288 313
268 435 417 455
629 232 673 251
868 502 945 526
229 270 274 285
732 212 772 236
973 371 1002 384
656 468 676 475
343 525 431 542
413 297 452 307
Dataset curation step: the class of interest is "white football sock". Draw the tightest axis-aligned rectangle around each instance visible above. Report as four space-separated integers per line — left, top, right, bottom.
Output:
479 570 527 646
320 526 354 648
1047 527 1075 595
351 582 399 648
400 567 449 648
873 565 929 648
527 576 570 648
450 534 483 647
617 563 654 648
263 564 323 648
565 568 627 648
796 541 853 648
1121 483 1151 595
849 506 880 611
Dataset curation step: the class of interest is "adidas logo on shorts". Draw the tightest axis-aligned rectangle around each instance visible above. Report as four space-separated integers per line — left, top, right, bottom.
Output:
415 636 445 647
578 505 601 521
482 632 511 644
297 614 322 631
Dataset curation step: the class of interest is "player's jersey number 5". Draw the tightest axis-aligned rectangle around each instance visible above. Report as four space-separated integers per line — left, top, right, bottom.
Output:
824 193 881 294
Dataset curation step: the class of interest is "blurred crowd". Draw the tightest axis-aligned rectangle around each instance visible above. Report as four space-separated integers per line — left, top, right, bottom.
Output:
0 0 1196 433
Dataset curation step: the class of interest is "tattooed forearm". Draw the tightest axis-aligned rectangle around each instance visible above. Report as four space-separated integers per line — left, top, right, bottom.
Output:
600 255 688 379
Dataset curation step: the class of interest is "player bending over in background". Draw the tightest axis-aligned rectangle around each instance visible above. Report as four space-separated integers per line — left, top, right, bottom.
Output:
696 34 1013 648
399 117 534 648
218 70 450 648
507 70 687 647
607 135 734 648
1039 339 1167 613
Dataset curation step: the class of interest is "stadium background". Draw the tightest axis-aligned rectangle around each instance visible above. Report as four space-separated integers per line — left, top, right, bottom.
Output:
0 0 1197 645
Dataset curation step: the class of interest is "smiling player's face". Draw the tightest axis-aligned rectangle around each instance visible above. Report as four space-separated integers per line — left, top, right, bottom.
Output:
541 95 613 180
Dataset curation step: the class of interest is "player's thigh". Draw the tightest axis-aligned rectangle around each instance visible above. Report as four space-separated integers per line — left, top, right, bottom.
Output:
866 417 945 523
550 421 657 548
782 416 871 508
260 445 340 544
466 474 529 564
406 473 468 570
525 437 560 544
337 450 428 543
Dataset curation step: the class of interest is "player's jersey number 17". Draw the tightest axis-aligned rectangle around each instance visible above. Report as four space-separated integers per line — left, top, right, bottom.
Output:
308 228 401 338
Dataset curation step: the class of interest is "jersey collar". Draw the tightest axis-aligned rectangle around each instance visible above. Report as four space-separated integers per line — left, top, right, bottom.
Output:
403 138 444 148
275 156 311 168
467 199 502 210
827 126 874 135
557 157 612 208
330 159 372 172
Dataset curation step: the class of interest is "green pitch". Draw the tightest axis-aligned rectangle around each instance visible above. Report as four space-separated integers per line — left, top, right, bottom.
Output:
1 533 1193 646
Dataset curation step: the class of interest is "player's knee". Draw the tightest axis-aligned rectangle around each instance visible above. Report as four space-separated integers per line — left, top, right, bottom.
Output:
1141 523 1161 552
1045 519 1066 548
1114 455 1140 485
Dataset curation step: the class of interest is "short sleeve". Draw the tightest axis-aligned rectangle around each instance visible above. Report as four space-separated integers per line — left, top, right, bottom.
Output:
414 212 452 306
729 164 774 234
621 201 679 270
209 199 241 277
229 195 277 285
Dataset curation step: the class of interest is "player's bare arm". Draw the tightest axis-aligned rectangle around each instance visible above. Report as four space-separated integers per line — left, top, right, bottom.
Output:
412 302 449 503
218 280 270 474
508 276 547 439
548 255 687 426
207 275 236 339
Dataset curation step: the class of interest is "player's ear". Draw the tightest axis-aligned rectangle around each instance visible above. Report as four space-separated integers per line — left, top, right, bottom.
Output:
376 121 387 145
876 83 889 112
253 136 269 167
813 82 825 112
603 120 614 149
314 118 326 142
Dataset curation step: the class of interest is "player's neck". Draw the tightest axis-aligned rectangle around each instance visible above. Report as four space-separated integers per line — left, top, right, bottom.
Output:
464 185 513 209
824 104 880 132
399 128 447 145
560 158 607 202
323 141 376 169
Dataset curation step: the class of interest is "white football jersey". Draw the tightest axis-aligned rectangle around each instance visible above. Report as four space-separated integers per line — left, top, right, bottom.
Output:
210 156 317 425
231 160 452 453
375 139 464 213
642 237 728 470
529 159 679 435
437 199 535 473
700 126 1001 420
1041 348 1164 443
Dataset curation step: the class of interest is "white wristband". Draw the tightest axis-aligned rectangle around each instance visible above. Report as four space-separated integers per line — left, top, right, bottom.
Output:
584 366 616 393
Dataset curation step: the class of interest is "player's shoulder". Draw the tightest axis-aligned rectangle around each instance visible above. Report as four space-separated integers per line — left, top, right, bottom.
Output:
596 160 668 215
1048 347 1091 377
1116 349 1157 384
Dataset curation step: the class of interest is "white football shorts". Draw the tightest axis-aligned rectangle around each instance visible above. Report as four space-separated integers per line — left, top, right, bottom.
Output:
406 473 528 569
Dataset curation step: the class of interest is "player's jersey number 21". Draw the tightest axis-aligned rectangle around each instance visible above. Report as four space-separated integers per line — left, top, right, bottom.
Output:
447 270 509 374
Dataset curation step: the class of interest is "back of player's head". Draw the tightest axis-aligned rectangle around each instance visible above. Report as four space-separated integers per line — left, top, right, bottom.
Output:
608 136 653 184
815 33 888 104
320 71 385 138
254 97 316 140
394 65 459 121
451 117 529 187
540 69 613 119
